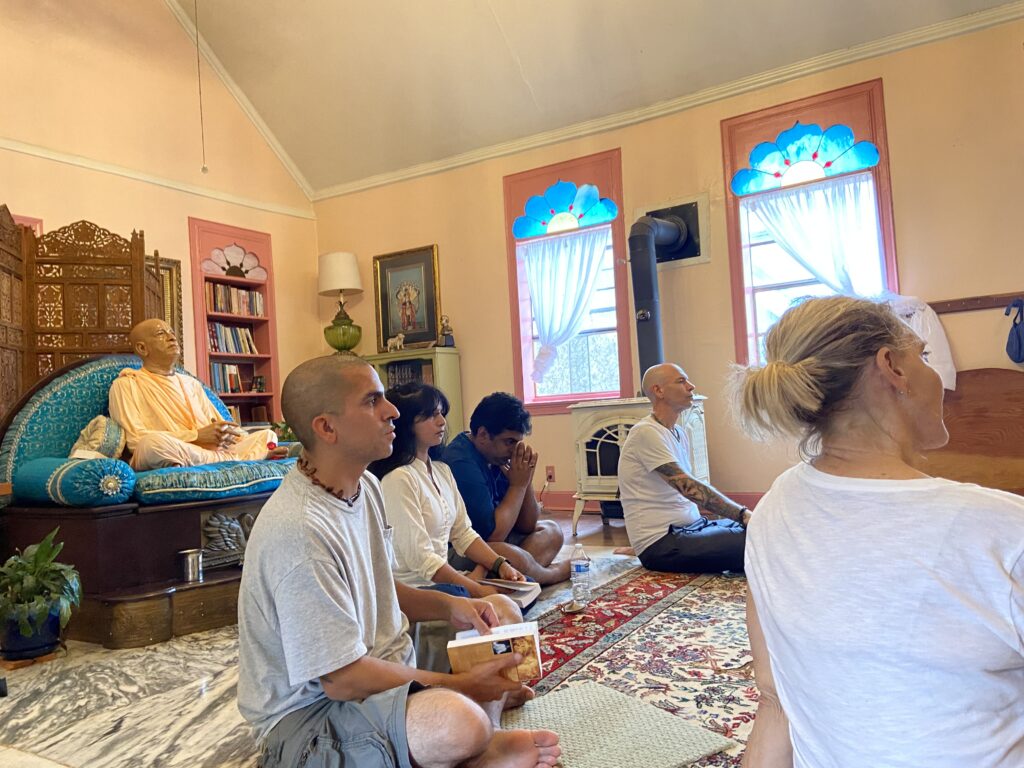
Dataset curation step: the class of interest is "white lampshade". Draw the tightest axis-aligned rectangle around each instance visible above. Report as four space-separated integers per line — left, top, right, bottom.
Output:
317 251 363 296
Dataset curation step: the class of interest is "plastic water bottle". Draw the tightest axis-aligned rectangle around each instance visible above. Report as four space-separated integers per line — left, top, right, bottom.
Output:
570 543 591 606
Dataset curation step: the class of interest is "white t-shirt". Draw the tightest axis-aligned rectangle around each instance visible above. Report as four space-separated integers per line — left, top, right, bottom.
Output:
618 415 701 555
746 463 1024 768
381 458 482 586
237 470 414 741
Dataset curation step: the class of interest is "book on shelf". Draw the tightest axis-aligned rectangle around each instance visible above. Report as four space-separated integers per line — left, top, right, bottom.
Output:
210 362 245 393
386 360 423 389
204 282 265 317
447 621 542 682
474 578 541 610
207 322 260 355
226 405 241 423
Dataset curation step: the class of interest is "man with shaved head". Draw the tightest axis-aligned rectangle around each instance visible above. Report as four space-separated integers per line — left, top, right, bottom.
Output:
617 363 749 573
108 318 281 470
237 355 560 768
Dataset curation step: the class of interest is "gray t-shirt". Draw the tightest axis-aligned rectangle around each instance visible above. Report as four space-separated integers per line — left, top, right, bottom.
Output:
237 469 415 741
618 415 702 555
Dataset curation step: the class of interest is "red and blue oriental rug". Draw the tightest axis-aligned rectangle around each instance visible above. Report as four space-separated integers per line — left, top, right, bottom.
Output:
535 568 756 766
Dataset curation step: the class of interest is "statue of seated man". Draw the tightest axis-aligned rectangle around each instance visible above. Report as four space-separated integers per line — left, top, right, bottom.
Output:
109 318 284 470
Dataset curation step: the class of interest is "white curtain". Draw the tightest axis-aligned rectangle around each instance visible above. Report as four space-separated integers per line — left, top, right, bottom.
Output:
744 171 885 296
521 226 610 382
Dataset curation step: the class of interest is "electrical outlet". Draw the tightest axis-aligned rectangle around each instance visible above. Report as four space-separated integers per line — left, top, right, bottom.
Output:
545 465 556 483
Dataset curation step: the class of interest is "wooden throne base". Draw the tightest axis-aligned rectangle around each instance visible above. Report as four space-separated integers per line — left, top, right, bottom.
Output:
67 567 242 649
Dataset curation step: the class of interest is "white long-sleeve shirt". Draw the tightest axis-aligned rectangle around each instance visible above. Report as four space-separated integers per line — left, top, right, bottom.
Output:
380 458 482 586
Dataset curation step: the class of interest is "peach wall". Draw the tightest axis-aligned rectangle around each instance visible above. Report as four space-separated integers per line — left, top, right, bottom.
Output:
315 20 1024 496
0 0 322 380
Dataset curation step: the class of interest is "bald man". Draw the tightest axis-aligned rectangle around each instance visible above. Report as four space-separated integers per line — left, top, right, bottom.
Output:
237 355 560 768
617 363 749 573
108 318 281 470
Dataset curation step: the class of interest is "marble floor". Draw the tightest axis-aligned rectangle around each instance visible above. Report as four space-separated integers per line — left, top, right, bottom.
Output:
0 514 634 768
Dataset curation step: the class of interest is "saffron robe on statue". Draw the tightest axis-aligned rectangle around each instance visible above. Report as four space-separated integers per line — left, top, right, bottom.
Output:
108 367 276 470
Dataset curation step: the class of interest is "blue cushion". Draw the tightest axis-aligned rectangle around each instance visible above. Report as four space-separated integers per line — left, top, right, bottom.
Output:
0 354 230 485
13 457 135 506
133 458 296 504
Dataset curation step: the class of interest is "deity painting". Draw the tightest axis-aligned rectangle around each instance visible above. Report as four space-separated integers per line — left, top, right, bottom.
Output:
386 266 426 337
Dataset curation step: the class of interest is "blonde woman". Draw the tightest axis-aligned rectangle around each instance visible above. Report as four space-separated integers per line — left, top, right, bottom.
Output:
736 296 1024 767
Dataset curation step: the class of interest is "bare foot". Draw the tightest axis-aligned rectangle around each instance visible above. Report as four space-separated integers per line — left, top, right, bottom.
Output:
503 685 535 710
547 559 571 585
465 729 561 768
267 446 289 459
469 563 488 580
613 546 636 556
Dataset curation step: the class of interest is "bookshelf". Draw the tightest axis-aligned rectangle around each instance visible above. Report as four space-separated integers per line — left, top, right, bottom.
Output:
363 347 465 436
189 218 280 424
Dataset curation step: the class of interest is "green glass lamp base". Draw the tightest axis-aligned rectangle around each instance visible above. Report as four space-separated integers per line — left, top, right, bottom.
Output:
324 321 362 355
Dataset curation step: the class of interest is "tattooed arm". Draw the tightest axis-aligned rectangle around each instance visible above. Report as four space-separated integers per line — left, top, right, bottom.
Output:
654 462 751 525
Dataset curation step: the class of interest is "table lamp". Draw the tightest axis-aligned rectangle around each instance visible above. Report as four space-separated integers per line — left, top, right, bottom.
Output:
318 251 363 354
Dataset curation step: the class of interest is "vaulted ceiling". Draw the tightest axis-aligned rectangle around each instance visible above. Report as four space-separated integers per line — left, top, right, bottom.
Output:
169 0 1018 198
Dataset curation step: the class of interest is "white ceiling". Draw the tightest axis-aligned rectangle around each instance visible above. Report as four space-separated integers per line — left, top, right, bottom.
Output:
171 0 1018 198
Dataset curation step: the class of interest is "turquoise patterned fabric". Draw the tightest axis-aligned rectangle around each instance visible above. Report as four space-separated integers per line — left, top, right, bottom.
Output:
0 355 230 485
12 457 135 506
133 458 296 504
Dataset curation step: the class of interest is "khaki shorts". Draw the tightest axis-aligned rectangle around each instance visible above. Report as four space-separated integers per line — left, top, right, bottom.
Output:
260 684 415 768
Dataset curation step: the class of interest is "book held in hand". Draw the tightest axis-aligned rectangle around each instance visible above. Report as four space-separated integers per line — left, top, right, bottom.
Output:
475 578 541 610
447 621 542 682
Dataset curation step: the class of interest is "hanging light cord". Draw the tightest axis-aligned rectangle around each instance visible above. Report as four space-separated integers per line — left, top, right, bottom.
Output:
194 0 208 173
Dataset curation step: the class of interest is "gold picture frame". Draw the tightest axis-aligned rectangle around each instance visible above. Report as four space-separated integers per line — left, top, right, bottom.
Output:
372 244 441 352
149 255 184 355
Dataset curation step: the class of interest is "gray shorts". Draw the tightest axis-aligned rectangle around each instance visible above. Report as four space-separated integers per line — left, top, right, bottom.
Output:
447 530 530 571
260 684 414 768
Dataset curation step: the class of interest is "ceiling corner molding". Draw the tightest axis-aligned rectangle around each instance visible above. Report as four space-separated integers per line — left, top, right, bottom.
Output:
0 136 316 220
312 0 1024 202
163 0 315 201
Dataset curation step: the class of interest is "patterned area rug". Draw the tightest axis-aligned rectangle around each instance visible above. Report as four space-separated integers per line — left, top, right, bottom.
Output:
532 568 756 766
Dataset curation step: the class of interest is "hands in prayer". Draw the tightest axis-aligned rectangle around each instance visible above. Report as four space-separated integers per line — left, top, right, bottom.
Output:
501 441 538 487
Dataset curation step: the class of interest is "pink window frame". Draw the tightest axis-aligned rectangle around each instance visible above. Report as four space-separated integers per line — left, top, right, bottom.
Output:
502 149 634 417
721 79 900 365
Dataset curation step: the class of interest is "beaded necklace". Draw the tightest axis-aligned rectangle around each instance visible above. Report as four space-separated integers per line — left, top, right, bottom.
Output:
297 454 362 507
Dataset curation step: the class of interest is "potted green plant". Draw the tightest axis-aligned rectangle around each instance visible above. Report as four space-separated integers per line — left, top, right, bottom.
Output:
0 527 82 661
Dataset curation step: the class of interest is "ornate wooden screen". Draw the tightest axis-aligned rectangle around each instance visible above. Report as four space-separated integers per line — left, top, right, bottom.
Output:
0 206 27 420
23 221 162 386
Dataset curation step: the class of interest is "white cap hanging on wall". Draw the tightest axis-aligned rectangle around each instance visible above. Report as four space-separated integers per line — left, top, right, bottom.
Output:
318 252 364 354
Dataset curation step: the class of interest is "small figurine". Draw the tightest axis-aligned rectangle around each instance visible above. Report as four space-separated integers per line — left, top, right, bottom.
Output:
438 315 455 347
386 332 406 352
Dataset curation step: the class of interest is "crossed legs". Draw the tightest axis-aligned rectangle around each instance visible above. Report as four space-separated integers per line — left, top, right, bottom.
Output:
488 520 570 586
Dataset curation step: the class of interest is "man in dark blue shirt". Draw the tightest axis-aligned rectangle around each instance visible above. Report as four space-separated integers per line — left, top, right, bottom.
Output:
443 393 569 585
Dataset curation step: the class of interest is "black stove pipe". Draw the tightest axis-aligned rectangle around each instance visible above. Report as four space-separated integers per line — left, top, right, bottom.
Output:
628 215 689 375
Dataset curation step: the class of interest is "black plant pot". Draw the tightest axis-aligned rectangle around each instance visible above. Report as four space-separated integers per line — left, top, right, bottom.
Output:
1 607 61 661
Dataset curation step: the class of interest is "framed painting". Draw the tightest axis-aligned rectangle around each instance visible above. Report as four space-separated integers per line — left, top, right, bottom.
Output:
373 244 441 351
149 255 184 355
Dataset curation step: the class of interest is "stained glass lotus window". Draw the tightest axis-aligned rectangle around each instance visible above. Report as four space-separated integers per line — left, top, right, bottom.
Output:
200 243 268 281
512 180 618 239
730 122 879 197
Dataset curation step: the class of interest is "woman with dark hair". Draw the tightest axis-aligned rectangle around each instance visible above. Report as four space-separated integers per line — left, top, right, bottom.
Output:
369 382 526 621
735 296 1024 767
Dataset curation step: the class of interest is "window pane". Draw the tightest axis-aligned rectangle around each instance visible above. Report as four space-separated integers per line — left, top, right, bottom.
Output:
753 283 835 337
749 242 816 287
533 331 619 397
